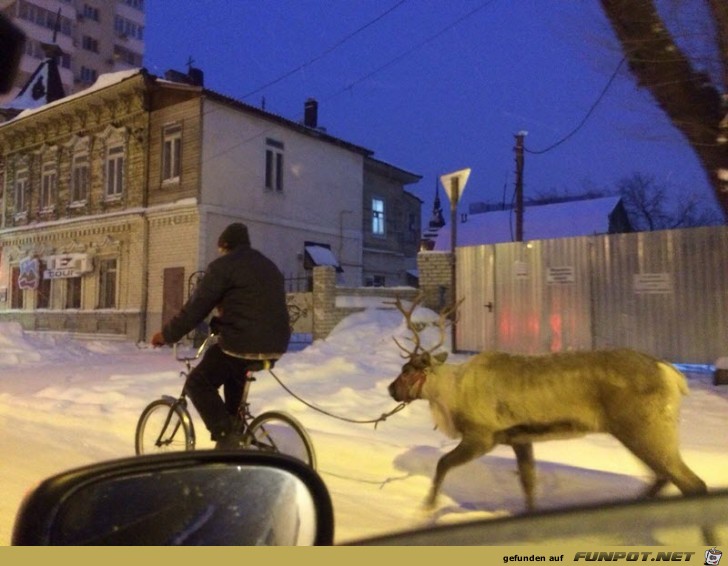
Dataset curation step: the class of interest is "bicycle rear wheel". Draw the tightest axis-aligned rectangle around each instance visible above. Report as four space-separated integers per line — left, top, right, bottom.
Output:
245 411 316 469
135 398 195 455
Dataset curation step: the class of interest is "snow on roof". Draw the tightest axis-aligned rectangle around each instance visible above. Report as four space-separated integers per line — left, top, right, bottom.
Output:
7 68 143 122
304 244 341 269
433 196 622 250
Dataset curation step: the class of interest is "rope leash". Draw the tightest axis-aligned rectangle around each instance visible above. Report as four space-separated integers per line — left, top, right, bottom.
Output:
267 368 408 429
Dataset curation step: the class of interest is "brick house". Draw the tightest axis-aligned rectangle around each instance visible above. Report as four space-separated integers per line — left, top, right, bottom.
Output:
0 68 421 341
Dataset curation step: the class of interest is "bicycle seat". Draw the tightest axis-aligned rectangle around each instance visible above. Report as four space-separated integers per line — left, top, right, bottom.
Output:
242 359 275 373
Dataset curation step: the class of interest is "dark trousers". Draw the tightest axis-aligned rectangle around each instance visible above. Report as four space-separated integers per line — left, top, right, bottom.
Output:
184 343 252 440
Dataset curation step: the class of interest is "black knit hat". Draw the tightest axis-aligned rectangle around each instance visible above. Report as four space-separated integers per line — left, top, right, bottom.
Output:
218 223 250 250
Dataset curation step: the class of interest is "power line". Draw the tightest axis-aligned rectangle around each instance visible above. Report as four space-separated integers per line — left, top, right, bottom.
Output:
203 1 499 164
326 0 499 100
525 56 627 155
240 0 408 100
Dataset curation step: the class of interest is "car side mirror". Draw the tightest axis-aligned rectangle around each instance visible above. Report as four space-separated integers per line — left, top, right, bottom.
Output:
12 451 334 546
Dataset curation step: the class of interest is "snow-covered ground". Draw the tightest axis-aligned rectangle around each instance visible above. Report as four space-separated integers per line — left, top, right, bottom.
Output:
1 307 727 545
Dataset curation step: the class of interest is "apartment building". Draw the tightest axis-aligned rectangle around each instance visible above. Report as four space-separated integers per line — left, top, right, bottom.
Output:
0 67 421 341
1 0 144 97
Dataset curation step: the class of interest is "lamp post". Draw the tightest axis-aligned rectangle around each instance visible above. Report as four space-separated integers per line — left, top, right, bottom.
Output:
439 168 471 353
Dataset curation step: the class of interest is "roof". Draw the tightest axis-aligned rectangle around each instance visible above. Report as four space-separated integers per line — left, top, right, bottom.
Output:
1 68 142 123
2 66 376 159
202 88 373 157
433 196 624 250
2 56 66 111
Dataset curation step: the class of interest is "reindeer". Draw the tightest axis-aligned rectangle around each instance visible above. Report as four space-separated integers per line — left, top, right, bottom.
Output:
387 295 707 512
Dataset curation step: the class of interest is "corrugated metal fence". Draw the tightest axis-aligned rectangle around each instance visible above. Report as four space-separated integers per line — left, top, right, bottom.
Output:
456 226 728 364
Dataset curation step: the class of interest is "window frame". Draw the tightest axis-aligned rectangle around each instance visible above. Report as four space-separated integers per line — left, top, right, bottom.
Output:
14 168 28 218
37 260 52 309
40 160 57 212
105 144 125 200
98 258 118 309
265 138 284 192
161 123 182 183
11 266 24 309
372 197 386 237
65 277 82 310
71 152 90 205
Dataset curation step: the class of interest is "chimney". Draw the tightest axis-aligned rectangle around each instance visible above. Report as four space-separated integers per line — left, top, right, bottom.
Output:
304 98 318 128
188 67 204 86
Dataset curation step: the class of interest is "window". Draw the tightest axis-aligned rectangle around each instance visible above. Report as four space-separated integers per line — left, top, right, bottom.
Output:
65 277 81 309
113 45 143 66
14 169 28 215
82 4 99 21
105 145 125 198
365 275 386 287
71 153 89 204
17 1 71 36
407 212 418 242
11 267 23 309
41 161 57 211
82 35 99 53
80 66 97 83
162 124 182 182
265 138 284 191
37 261 51 309
114 15 144 40
372 197 386 236
98 259 117 308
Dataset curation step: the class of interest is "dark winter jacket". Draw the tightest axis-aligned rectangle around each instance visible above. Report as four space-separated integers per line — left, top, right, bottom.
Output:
162 244 290 358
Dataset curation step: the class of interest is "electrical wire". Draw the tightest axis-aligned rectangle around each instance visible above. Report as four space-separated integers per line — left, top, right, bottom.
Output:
326 0 499 100
240 0 408 100
525 56 627 155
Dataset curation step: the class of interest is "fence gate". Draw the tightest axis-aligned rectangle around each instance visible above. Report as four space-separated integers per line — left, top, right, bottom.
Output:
456 245 496 352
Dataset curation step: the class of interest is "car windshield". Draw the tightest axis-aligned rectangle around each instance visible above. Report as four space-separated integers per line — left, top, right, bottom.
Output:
2 0 727 547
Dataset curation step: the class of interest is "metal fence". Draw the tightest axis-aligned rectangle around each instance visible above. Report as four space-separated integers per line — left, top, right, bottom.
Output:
455 225 728 364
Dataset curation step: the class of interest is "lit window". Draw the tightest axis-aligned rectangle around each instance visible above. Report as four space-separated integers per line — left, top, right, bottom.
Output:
372 197 386 236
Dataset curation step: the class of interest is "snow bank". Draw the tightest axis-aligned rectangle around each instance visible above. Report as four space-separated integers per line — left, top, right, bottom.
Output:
0 323 41 365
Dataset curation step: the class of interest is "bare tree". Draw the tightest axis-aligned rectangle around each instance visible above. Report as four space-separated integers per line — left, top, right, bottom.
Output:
599 0 728 219
618 172 723 230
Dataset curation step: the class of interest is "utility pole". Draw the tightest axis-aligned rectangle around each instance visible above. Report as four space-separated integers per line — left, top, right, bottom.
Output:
514 132 526 242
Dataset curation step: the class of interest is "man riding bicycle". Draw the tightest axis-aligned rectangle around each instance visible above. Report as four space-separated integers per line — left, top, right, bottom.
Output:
151 223 290 449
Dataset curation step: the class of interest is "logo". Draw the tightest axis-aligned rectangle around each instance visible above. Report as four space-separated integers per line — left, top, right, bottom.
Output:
706 549 722 566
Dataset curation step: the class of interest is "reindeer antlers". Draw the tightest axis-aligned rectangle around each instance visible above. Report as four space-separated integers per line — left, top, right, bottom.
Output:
388 293 464 358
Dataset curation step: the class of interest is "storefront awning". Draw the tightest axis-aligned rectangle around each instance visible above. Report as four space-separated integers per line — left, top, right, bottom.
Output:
304 244 343 272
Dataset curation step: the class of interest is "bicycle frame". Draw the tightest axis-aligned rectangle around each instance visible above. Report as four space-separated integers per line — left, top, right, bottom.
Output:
151 394 192 449
137 334 316 469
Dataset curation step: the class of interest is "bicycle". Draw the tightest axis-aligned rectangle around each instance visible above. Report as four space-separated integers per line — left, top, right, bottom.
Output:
134 335 317 469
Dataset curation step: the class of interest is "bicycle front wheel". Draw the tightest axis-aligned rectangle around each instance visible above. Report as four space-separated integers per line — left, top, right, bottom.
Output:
135 398 195 455
245 411 316 469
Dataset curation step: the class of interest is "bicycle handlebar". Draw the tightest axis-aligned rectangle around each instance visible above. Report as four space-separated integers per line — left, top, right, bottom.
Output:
173 334 217 363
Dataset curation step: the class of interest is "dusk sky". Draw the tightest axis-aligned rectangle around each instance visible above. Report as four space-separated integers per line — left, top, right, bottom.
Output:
143 0 720 222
